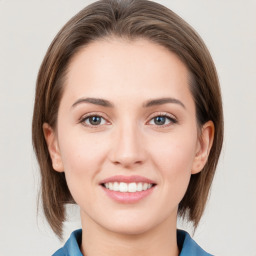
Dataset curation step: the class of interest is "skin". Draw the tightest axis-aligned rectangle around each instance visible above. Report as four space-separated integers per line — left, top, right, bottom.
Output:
44 38 214 256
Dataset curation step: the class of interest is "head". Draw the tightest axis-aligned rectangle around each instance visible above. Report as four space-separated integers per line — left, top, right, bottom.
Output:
32 0 223 239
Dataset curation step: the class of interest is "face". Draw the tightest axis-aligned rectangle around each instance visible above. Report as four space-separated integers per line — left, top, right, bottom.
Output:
44 38 213 236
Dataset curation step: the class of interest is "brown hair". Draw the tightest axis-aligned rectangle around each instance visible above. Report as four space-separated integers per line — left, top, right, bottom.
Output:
32 0 223 239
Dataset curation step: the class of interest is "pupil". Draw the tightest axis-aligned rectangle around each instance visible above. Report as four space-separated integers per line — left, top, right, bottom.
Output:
89 116 101 125
154 116 165 125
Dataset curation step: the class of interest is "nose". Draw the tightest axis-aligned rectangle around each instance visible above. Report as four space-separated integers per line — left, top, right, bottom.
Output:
109 123 146 168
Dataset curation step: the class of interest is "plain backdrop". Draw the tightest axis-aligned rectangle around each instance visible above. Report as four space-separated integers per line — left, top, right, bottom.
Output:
0 0 256 255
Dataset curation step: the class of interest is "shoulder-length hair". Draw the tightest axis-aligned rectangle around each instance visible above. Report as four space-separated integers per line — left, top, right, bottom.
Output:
32 0 223 239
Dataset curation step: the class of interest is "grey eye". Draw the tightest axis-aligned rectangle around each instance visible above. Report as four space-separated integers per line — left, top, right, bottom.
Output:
149 116 172 126
154 116 167 125
84 116 107 126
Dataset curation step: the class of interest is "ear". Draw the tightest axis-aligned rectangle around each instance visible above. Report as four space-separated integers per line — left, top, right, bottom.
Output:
192 121 214 174
43 123 64 172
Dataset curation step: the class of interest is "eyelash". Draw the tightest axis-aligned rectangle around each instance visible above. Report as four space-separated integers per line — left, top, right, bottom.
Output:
147 112 177 127
79 112 177 128
79 112 109 128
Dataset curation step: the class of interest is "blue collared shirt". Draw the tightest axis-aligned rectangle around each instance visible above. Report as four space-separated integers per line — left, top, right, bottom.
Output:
52 229 213 256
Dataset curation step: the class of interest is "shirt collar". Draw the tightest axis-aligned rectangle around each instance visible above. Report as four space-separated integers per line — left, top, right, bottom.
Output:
55 229 212 256
177 229 213 256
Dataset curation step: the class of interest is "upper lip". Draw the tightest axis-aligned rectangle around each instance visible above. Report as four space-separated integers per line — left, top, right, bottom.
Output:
100 175 156 184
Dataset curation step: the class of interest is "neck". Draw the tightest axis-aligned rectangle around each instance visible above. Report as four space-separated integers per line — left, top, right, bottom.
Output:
80 212 179 256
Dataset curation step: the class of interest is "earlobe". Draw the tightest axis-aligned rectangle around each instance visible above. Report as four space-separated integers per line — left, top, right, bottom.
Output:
43 123 64 172
191 121 214 174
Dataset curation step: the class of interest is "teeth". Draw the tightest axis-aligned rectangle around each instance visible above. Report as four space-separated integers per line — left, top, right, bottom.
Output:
103 182 153 192
143 183 148 190
113 182 119 191
128 182 136 192
119 182 128 192
137 182 143 191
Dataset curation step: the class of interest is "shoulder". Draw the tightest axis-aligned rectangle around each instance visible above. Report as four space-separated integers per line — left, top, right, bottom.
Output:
52 229 83 256
177 229 213 256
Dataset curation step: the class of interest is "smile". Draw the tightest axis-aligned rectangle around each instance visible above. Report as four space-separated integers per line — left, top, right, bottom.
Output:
103 182 153 193
100 175 156 203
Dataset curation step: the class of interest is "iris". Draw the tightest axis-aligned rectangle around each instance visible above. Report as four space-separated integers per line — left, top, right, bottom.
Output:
89 116 102 125
154 116 166 125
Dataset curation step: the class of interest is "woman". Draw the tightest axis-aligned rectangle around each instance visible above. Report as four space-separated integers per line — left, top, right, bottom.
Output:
32 0 223 255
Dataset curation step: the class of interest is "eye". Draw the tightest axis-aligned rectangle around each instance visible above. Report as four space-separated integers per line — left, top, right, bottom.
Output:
81 115 108 127
148 114 177 126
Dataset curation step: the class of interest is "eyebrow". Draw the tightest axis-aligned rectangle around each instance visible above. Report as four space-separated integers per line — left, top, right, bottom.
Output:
143 97 186 109
71 97 185 109
72 97 114 108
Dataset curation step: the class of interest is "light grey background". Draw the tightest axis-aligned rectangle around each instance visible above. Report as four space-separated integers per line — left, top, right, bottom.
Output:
0 0 256 255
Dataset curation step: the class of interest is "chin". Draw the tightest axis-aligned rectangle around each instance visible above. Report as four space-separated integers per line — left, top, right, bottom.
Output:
106 221 154 236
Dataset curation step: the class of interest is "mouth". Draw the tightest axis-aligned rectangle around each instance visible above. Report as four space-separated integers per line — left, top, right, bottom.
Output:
99 175 156 203
101 182 156 193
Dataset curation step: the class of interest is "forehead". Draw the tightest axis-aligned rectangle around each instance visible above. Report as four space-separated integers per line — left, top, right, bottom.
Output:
63 38 192 105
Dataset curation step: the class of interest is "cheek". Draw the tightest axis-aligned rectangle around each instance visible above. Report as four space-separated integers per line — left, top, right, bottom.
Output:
57 130 109 200
59 129 107 172
149 131 197 184
143 130 198 218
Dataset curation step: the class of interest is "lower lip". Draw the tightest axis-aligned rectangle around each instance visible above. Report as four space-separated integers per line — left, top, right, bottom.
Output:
101 186 155 204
